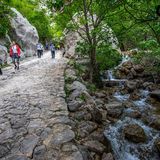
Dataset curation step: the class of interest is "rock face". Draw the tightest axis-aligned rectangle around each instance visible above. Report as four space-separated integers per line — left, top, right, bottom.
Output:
0 45 8 63
10 8 39 57
123 124 146 143
105 102 124 118
64 17 120 58
83 140 106 154
116 60 145 80
64 31 81 58
150 90 160 102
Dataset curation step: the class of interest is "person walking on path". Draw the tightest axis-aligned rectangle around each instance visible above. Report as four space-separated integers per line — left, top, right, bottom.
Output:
50 43 56 59
0 58 2 75
36 42 43 58
10 41 21 70
41 43 44 56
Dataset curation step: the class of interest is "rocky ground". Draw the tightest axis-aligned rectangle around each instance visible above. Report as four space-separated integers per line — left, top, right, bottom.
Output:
64 58 160 160
0 51 83 160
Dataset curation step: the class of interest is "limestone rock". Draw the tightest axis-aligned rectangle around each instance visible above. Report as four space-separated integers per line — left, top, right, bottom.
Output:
133 64 144 73
68 100 84 112
59 151 84 160
149 117 160 130
77 121 98 138
83 140 105 154
0 45 8 64
155 139 160 153
105 102 124 118
70 109 92 121
64 32 81 58
81 91 96 106
150 90 160 102
0 144 11 158
126 81 137 92
71 81 87 92
122 60 133 69
20 134 39 158
44 124 75 148
123 124 146 143
69 81 87 100
33 145 47 160
101 153 114 160
5 155 30 160
64 22 120 58
10 8 39 57
65 68 77 82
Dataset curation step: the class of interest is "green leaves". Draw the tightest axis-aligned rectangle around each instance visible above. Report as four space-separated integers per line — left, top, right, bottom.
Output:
7 0 53 42
0 0 11 37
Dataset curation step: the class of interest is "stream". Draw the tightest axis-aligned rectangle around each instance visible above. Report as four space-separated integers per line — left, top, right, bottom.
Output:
104 56 160 160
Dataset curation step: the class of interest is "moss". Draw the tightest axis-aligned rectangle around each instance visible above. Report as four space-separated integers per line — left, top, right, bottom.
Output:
1 63 11 68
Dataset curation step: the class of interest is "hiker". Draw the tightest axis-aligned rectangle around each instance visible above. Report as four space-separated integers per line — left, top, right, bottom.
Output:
41 44 44 56
0 58 2 75
50 43 55 59
45 42 49 50
36 42 43 58
10 41 21 70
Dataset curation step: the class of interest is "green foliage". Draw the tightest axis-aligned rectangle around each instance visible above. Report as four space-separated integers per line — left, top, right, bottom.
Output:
79 94 86 102
76 41 121 71
7 0 53 42
74 63 86 77
0 0 11 37
86 83 97 93
96 44 122 71
133 39 160 73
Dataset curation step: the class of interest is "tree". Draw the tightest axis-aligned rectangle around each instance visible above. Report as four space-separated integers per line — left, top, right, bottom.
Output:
46 0 123 86
0 0 11 37
7 0 53 42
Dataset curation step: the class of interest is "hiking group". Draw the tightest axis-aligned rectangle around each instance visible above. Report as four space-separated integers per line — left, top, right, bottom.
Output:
36 42 56 59
0 41 57 75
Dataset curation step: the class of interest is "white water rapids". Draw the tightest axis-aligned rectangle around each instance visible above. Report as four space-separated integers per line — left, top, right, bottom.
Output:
104 90 160 160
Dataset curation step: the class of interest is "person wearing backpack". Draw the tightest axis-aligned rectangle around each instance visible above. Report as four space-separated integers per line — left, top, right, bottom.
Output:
36 42 43 58
10 41 21 70
50 43 56 59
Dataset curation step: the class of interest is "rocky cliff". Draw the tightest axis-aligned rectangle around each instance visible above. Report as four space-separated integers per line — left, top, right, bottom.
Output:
0 8 39 64
10 8 39 57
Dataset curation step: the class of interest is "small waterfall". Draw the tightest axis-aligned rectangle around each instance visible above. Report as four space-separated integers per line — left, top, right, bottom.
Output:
122 54 130 63
133 90 151 111
107 70 114 80
114 92 129 101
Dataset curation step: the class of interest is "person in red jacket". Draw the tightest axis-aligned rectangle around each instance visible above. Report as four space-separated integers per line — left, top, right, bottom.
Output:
10 41 21 70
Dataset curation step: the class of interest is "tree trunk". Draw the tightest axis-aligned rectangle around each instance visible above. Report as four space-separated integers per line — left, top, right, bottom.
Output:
89 46 102 88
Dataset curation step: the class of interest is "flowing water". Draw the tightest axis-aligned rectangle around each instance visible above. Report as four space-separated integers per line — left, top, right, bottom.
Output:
104 90 160 160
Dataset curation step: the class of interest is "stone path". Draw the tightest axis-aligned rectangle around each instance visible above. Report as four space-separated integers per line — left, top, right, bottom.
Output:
0 52 83 160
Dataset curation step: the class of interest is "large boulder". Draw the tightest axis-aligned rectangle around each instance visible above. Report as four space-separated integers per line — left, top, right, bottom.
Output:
0 45 8 63
64 15 120 58
69 81 87 100
105 102 124 118
123 124 147 143
155 139 160 153
64 31 81 58
83 140 106 154
102 153 114 160
150 90 160 102
10 8 39 57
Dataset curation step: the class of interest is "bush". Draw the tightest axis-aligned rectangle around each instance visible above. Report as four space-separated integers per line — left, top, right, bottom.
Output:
76 41 122 72
133 39 160 73
96 44 121 71
0 1 11 37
